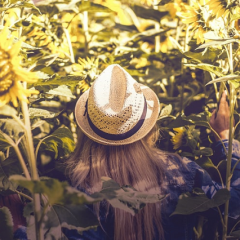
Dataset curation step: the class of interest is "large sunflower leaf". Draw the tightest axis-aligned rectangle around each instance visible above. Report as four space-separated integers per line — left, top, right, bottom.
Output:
11 176 165 215
44 205 99 234
9 176 100 205
29 108 56 119
196 39 238 50
171 188 230 216
185 63 224 77
39 126 75 159
23 203 98 239
32 74 84 91
206 75 240 86
46 85 76 98
0 105 17 117
195 157 222 183
0 119 25 149
91 177 166 215
0 156 23 179
183 47 225 64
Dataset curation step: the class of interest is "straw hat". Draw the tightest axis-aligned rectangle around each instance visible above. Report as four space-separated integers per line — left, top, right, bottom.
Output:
75 64 160 145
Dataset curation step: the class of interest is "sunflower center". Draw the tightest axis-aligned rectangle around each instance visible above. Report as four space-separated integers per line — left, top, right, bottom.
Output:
0 50 14 96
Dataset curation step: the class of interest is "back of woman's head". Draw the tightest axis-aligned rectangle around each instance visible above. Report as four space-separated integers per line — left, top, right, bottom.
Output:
67 126 166 240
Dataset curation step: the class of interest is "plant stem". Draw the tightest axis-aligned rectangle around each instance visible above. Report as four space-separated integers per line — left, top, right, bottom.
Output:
180 82 184 113
12 144 31 180
21 86 43 240
15 190 33 201
222 43 235 240
82 8 89 54
154 0 160 53
196 215 204 240
21 100 38 180
63 28 75 63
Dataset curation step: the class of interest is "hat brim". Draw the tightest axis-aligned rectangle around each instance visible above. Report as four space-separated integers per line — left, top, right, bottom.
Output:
75 84 160 145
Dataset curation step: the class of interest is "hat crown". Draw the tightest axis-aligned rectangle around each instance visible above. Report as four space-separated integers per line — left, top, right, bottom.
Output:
87 64 145 135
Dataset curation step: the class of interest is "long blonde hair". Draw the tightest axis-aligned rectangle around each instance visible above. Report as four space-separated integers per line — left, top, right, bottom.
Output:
67 126 167 240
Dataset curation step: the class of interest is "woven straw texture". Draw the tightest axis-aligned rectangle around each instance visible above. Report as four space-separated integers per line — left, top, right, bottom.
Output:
75 64 160 145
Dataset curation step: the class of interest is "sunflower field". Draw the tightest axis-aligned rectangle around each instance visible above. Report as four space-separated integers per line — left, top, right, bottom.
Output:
1 0 240 239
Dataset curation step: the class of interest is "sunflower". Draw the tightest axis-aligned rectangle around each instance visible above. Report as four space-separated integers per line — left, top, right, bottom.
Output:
70 57 100 92
71 57 100 80
171 127 185 150
61 13 85 43
180 2 211 43
27 15 70 59
78 80 90 93
207 0 228 18
0 27 38 107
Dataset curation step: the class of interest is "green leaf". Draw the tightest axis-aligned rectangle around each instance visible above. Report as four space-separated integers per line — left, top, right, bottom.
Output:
0 157 23 179
0 207 14 240
0 105 17 117
44 205 99 234
46 85 76 98
0 119 24 149
10 176 101 205
167 115 194 128
79 2 112 13
195 157 221 183
206 75 240 86
91 177 166 215
32 74 84 91
159 104 172 119
12 176 165 217
132 5 168 22
185 63 224 77
185 114 210 128
171 188 230 216
40 127 75 158
185 126 200 150
0 176 18 193
39 54 59 67
20 41 41 50
183 48 225 64
23 203 98 239
29 108 56 119
10 176 65 205
128 28 167 45
19 2 41 14
193 148 213 157
37 5 59 17
231 230 240 237
196 39 238 50
167 113 210 129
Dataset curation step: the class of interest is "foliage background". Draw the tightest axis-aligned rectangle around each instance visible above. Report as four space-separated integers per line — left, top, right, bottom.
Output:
1 0 240 239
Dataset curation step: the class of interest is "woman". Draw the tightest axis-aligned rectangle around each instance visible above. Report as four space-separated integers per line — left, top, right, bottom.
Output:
65 64 240 240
